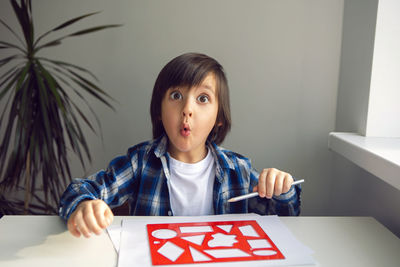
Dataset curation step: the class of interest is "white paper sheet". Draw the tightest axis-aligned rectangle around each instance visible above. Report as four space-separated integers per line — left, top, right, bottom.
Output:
106 224 121 253
116 214 315 267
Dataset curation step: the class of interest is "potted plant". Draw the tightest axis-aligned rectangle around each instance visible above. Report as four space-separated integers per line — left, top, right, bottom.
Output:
0 0 121 214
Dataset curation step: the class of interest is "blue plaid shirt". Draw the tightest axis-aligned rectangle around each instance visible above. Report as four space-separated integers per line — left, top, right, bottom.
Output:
59 135 301 220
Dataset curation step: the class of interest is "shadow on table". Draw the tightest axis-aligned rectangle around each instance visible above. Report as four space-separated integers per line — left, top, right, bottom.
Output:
0 216 67 262
0 216 115 265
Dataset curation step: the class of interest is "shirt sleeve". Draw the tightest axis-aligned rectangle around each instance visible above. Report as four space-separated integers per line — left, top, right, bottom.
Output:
58 153 136 220
248 167 302 216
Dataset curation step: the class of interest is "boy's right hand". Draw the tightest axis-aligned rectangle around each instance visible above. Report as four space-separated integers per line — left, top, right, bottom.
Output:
67 199 114 238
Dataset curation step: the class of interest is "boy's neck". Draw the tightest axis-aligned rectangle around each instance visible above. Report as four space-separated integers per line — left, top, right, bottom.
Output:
168 145 208 164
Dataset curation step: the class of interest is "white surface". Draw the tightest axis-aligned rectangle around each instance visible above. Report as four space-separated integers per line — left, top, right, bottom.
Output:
239 225 260 237
180 226 213 233
117 214 314 267
207 233 238 247
217 225 233 233
367 0 400 137
328 132 400 190
152 229 178 239
0 216 116 267
157 241 184 262
1 215 400 267
189 246 211 261
203 248 250 258
182 235 205 245
247 239 271 249
106 224 121 252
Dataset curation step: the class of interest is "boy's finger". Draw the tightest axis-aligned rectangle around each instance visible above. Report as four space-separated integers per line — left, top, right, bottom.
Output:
265 170 276 199
274 173 284 196
83 203 103 235
258 169 267 197
75 210 93 238
67 216 81 238
104 207 114 226
282 175 293 193
93 202 110 229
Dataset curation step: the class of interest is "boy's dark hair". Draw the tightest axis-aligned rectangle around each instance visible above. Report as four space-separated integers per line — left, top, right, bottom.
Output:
150 53 231 145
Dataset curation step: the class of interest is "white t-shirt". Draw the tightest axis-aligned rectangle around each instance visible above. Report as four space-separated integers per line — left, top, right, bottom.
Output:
167 149 215 216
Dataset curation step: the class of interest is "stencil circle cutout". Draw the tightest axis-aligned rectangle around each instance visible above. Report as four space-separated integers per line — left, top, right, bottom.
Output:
151 229 178 239
253 249 278 256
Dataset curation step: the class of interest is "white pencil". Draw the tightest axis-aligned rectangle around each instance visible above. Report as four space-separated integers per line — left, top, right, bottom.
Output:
227 179 305 202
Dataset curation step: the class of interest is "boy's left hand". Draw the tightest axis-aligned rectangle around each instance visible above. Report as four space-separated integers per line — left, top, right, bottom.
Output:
253 168 293 198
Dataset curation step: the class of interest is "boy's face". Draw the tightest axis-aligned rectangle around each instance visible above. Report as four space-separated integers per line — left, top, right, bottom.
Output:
161 73 219 163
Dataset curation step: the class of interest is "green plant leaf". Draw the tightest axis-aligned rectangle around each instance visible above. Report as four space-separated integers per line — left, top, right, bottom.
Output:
39 57 99 81
69 24 122 36
34 11 101 47
0 18 25 46
0 63 21 81
52 77 96 134
50 70 102 137
18 73 32 130
0 83 15 128
70 109 91 163
0 65 25 100
33 67 52 141
0 55 20 68
44 65 103 137
47 64 115 110
36 60 65 113
0 95 19 182
71 77 114 110
67 69 114 100
10 0 33 50
1 0 120 214
0 65 20 93
0 41 25 53
0 69 21 134
15 61 31 93
35 24 121 52
35 39 62 49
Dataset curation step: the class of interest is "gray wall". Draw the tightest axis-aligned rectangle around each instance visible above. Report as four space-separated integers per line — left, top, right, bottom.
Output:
332 0 400 237
1 1 342 217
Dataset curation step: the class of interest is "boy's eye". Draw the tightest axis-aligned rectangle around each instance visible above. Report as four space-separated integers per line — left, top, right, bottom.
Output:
197 95 209 103
170 91 182 100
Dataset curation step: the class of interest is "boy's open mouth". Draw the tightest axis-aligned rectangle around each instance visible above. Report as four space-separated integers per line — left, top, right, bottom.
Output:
180 124 191 137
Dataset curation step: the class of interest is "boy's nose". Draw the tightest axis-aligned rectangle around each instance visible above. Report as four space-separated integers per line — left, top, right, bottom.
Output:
182 99 193 117
183 111 192 117
182 109 192 117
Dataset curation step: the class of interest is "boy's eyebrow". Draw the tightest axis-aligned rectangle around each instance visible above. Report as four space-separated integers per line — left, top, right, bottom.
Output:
198 84 216 94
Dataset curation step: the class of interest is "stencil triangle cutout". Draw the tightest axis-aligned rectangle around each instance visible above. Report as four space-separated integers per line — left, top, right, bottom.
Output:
189 246 211 262
217 225 233 233
181 235 205 246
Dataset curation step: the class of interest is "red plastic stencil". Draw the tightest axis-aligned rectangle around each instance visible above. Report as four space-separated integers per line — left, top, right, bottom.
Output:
146 220 285 265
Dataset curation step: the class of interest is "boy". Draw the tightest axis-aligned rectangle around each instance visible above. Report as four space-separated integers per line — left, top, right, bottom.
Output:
59 53 301 238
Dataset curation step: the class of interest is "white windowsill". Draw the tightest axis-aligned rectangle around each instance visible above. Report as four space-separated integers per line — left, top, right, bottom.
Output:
328 132 400 191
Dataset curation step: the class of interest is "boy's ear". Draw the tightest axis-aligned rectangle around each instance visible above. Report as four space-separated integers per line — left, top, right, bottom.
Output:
217 122 223 127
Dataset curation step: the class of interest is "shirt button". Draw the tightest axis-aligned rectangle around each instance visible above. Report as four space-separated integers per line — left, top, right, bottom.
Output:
168 211 172 216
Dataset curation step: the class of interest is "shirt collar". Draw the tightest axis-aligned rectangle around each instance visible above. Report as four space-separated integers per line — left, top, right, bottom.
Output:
153 134 235 170
209 141 236 170
153 134 169 158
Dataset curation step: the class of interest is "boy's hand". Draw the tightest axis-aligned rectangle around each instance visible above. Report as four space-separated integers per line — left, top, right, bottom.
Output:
253 168 294 198
67 199 114 238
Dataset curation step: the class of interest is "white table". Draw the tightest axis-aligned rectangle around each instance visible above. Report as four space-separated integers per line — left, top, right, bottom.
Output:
0 216 399 267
